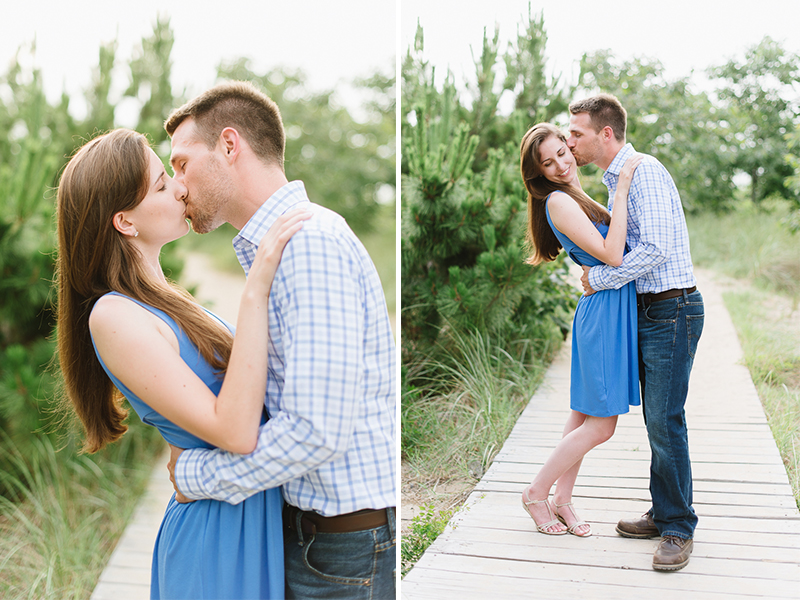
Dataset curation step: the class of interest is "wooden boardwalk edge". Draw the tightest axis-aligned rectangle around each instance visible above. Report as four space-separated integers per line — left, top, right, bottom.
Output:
401 269 800 599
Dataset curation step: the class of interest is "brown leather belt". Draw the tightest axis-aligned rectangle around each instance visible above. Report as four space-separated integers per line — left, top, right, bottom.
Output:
284 504 393 535
637 286 696 309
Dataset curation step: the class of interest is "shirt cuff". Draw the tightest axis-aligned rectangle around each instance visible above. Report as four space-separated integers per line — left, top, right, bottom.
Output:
174 447 212 501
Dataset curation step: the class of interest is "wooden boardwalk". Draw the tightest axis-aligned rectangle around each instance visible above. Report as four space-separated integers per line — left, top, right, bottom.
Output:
90 449 172 600
402 270 800 599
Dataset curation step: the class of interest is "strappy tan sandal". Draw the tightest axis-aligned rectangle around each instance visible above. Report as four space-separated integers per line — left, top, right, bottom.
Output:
522 490 567 535
554 501 592 537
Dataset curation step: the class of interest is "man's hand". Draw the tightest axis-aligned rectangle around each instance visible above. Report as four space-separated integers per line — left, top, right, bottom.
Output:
581 265 597 296
167 443 194 504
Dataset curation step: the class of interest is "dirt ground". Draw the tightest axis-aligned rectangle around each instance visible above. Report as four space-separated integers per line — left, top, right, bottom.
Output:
400 463 475 536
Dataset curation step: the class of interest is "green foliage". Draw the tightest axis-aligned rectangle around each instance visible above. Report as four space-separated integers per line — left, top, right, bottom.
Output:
402 17 577 369
84 39 118 132
124 15 182 146
687 200 800 301
577 52 738 212
401 329 548 478
0 141 58 347
709 36 800 206
401 504 454 577
0 429 163 599
217 58 395 234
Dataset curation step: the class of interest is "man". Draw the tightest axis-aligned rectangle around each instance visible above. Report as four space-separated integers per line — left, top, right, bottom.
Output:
567 93 704 572
164 81 396 598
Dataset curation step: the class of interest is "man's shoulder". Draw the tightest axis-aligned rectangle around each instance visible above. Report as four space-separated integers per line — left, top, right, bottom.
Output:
284 202 367 263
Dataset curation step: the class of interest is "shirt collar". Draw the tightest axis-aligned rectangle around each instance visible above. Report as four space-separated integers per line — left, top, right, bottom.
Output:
235 180 310 247
605 143 636 176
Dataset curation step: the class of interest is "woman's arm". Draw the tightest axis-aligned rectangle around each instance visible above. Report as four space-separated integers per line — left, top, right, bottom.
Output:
548 154 642 267
90 208 311 454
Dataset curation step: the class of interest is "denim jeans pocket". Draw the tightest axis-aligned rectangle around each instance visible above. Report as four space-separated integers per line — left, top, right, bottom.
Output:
301 530 377 587
685 314 704 359
643 298 678 324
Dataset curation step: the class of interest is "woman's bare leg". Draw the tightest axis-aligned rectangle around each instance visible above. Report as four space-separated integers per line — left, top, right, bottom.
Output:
523 412 618 534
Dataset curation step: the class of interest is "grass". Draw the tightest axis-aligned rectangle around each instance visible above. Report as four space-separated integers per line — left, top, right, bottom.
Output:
402 329 554 481
400 199 800 577
401 504 454 578
722 290 800 501
400 327 560 577
687 199 800 301
687 200 800 506
0 427 164 599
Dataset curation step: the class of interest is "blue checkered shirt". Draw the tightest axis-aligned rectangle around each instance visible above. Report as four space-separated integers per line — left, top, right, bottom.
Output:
174 181 397 515
588 144 696 294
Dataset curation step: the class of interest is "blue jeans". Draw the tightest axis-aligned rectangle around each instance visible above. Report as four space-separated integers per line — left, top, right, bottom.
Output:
284 508 396 599
638 289 704 540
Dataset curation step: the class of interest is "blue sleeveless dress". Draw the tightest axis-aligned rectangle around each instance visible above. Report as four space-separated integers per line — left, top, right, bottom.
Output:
91 292 284 600
545 197 640 417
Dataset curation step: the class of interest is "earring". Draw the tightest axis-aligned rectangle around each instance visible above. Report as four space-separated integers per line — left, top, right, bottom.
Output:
134 231 139 238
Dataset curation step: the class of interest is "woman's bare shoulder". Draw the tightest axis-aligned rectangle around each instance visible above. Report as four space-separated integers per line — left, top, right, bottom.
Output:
89 294 155 335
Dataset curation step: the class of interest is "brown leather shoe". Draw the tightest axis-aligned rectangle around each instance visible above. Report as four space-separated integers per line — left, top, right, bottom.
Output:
653 535 693 571
616 513 659 538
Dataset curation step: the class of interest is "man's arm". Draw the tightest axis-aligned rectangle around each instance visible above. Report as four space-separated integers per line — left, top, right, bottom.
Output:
588 161 673 291
172 227 364 505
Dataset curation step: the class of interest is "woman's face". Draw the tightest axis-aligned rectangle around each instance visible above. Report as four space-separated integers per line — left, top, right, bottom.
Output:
127 148 190 244
537 134 578 186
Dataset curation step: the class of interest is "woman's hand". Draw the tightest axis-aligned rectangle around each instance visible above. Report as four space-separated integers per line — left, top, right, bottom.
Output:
248 208 312 295
617 154 643 197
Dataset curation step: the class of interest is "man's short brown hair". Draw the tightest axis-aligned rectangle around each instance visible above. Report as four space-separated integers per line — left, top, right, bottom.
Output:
165 80 285 168
569 93 627 143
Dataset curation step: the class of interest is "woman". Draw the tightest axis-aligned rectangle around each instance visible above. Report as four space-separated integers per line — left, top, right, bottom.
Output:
56 128 310 598
518 123 642 537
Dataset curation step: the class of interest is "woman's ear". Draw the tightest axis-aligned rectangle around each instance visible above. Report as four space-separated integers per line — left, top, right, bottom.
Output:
112 211 138 238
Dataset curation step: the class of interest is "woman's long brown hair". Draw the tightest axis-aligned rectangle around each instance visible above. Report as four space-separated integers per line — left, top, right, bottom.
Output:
519 123 610 265
55 129 233 453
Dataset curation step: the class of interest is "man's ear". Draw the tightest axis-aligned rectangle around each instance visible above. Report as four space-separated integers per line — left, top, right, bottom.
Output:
601 125 615 142
112 211 138 238
219 127 242 163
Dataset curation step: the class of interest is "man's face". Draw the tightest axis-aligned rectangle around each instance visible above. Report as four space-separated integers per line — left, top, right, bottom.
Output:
567 112 604 167
170 119 233 234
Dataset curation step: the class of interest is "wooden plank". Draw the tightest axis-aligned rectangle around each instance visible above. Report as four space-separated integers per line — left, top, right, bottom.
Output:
428 537 800 580
402 567 791 600
402 269 800 599
409 553 800 597
437 524 800 564
474 478 798 504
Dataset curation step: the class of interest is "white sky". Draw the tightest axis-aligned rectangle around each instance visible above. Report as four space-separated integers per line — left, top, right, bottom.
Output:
401 0 800 107
0 0 396 123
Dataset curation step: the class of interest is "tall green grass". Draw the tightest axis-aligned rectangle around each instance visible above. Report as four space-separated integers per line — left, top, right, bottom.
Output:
0 428 163 599
402 328 554 480
687 200 800 300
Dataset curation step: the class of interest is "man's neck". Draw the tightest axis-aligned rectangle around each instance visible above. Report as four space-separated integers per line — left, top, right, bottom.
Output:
229 166 289 230
597 141 626 172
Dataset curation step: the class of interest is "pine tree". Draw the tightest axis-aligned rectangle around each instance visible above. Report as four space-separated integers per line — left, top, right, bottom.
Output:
401 19 578 373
